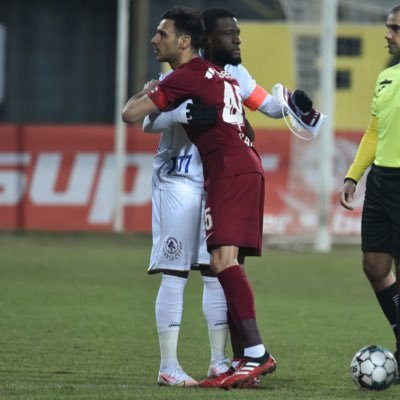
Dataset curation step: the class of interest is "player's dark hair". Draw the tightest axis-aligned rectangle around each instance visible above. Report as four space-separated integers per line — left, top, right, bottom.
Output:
161 6 205 50
201 8 237 35
389 5 400 15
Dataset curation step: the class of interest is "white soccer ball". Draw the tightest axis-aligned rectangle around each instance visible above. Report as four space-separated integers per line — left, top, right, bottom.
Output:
350 345 398 390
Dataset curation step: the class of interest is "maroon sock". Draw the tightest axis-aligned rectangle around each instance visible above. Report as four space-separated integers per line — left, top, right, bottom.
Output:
218 265 262 347
217 265 256 320
228 311 244 358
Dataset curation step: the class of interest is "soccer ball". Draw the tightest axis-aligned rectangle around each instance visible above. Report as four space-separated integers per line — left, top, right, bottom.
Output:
350 345 398 390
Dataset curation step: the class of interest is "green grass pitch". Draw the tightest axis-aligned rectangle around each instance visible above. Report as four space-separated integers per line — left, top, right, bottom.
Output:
0 232 399 399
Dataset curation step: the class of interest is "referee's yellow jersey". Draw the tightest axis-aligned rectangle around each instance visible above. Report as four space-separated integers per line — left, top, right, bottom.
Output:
372 63 400 168
345 63 400 182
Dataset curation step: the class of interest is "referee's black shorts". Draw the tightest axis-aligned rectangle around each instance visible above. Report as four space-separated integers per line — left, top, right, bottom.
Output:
362 164 400 258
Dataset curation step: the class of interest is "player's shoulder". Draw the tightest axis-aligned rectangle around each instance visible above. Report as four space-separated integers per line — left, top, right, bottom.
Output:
160 70 173 81
225 63 248 74
226 63 252 75
175 57 220 80
187 57 220 71
198 58 225 74
194 59 238 84
162 59 201 84
224 64 254 83
224 64 256 98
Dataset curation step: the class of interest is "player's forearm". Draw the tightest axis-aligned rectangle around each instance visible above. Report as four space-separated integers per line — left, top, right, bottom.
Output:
345 116 378 182
122 93 158 123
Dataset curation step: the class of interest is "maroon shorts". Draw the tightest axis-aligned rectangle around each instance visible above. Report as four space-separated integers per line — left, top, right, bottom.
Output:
205 173 264 256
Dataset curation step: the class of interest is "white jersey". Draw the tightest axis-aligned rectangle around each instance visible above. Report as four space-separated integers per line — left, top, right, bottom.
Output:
152 64 258 192
152 125 204 193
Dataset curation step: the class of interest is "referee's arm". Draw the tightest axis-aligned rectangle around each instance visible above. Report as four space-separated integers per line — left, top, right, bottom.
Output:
340 115 378 210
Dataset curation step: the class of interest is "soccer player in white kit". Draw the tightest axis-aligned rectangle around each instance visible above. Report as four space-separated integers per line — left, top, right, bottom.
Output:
142 8 312 387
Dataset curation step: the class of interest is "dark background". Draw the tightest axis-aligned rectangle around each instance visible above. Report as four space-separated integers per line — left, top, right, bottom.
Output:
0 0 283 123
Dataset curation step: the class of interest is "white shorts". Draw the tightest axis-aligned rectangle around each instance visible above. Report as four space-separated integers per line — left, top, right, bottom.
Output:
148 183 210 273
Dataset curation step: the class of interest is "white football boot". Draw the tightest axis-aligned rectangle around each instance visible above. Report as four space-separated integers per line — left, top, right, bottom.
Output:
207 359 230 378
157 366 198 387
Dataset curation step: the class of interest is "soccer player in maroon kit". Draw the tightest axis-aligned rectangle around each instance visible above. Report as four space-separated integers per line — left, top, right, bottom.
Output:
122 6 276 389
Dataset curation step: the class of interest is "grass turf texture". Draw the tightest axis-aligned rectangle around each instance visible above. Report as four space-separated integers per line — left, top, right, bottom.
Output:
0 232 399 400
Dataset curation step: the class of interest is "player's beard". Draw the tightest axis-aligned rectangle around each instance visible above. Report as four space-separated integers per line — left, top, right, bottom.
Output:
155 50 177 65
214 49 242 66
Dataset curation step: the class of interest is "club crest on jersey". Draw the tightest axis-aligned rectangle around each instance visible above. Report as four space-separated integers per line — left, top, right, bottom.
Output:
162 237 182 261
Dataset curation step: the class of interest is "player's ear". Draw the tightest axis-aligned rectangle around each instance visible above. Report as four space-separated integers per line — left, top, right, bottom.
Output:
179 34 191 50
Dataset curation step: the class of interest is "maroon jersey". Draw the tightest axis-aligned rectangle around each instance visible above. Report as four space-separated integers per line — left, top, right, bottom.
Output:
148 57 263 189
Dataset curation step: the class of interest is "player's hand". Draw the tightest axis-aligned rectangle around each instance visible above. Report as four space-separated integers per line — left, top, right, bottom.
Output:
291 90 313 115
143 79 159 91
186 103 217 125
339 179 357 210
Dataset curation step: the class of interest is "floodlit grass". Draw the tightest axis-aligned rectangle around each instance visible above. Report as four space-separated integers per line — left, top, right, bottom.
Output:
0 232 399 399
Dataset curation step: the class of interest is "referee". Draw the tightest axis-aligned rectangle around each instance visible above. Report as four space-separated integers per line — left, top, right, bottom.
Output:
340 5 400 378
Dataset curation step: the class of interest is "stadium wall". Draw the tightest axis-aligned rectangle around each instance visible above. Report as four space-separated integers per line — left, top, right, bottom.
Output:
0 125 363 236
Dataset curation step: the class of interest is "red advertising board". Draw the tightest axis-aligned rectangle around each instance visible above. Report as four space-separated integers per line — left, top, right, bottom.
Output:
0 124 364 235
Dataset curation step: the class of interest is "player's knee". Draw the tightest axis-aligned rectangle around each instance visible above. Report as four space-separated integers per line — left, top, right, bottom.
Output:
362 260 383 282
209 257 235 274
210 246 239 274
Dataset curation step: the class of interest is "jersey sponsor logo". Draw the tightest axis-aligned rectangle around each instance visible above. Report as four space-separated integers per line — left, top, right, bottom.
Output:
205 67 215 79
205 67 234 81
0 150 153 226
162 237 182 261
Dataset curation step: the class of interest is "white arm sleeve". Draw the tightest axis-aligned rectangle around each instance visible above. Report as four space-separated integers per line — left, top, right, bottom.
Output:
225 64 284 118
142 99 193 133
142 112 174 133
257 95 285 119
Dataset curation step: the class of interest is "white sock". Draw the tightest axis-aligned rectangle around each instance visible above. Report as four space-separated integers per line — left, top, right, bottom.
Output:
244 344 266 359
202 275 228 365
156 274 187 372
